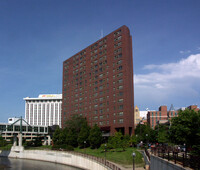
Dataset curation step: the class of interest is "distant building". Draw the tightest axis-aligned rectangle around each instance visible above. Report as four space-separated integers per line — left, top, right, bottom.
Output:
134 106 140 127
186 105 199 112
134 106 148 127
62 26 134 135
147 105 199 129
0 117 49 142
147 105 178 129
24 94 62 127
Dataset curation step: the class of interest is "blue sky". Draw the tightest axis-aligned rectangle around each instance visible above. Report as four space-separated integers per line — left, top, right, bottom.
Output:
0 0 200 122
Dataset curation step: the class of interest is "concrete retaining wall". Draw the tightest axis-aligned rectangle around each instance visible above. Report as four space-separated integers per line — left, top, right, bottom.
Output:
150 155 187 170
0 150 110 170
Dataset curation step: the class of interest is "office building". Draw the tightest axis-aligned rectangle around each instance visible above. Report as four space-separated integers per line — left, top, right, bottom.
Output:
147 105 199 129
24 94 62 127
62 25 134 135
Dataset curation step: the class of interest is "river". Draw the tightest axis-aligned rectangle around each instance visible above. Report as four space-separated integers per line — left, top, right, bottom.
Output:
0 157 82 170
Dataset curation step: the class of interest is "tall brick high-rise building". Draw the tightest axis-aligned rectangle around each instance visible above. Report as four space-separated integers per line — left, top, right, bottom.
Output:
62 25 134 135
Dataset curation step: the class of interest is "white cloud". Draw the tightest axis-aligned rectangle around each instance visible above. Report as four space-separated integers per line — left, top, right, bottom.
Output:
179 50 191 54
134 54 200 109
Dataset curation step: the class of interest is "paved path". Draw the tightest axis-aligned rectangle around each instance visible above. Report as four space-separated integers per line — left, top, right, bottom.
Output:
110 161 145 170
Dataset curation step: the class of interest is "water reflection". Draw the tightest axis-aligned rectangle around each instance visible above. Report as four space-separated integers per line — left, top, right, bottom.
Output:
0 157 82 170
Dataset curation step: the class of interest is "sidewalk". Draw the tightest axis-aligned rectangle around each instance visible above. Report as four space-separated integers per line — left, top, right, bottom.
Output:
109 161 145 170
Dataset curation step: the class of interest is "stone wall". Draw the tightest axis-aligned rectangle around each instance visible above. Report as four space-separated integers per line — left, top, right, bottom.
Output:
0 150 110 170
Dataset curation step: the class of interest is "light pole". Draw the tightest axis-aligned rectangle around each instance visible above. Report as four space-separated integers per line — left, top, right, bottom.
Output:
146 134 148 148
132 152 136 170
105 143 107 161
84 141 86 154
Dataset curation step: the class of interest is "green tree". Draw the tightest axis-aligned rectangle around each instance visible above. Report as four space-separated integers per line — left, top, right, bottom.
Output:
0 135 7 147
65 115 87 133
154 124 169 144
66 128 78 147
129 135 138 146
169 109 200 153
64 115 88 147
135 123 154 144
77 122 90 148
108 132 129 151
157 131 168 143
52 126 61 145
88 124 102 149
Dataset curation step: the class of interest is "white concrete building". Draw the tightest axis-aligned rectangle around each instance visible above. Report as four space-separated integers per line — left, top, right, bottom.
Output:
24 94 62 127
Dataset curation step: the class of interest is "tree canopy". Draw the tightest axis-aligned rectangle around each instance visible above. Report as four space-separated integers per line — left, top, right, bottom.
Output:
169 109 200 152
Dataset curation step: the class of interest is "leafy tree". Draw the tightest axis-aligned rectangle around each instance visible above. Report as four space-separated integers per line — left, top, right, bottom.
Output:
0 135 7 147
108 132 129 151
169 109 200 152
77 122 90 148
34 137 42 147
157 131 168 144
154 124 169 144
88 124 102 149
135 123 154 144
129 135 138 146
52 126 61 145
65 115 87 133
66 128 78 147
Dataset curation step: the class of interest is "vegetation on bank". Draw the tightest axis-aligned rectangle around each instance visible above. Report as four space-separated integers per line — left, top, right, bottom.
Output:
135 109 200 155
74 147 143 165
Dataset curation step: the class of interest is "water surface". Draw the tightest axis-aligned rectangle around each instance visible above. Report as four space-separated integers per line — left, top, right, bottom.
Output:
0 157 82 170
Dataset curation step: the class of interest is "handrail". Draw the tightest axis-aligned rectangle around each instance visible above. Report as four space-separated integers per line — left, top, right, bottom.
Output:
52 149 121 170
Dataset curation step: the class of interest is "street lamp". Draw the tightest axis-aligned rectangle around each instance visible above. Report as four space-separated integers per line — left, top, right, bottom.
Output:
132 152 136 170
105 144 107 161
84 141 86 154
146 134 148 147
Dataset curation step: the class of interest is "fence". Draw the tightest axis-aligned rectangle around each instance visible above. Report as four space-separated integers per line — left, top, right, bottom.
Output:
70 151 121 170
151 146 200 170
52 149 121 170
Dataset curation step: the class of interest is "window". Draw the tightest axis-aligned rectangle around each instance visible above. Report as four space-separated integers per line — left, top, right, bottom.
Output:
99 74 103 78
119 92 123 96
119 112 123 116
118 66 122 70
118 85 123 90
119 105 123 109
118 99 123 103
119 119 123 123
118 79 123 84
117 72 123 77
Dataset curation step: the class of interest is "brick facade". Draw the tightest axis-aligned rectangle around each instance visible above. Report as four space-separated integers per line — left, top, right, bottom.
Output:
147 105 199 129
147 106 178 129
62 26 134 135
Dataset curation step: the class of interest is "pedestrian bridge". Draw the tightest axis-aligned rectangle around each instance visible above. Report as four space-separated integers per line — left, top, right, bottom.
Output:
0 117 50 145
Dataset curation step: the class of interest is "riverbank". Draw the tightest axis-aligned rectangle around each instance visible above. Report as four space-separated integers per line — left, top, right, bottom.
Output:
0 149 110 170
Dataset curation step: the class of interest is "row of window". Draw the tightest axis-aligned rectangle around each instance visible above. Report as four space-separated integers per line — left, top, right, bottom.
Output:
90 38 107 50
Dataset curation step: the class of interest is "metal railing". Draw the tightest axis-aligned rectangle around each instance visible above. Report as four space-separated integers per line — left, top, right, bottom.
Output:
52 149 121 170
69 151 121 170
151 146 200 170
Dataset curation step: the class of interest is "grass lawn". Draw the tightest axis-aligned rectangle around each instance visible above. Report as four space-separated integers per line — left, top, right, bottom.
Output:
74 147 144 166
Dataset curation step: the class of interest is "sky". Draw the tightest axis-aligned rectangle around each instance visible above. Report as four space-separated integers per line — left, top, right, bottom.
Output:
0 0 200 122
